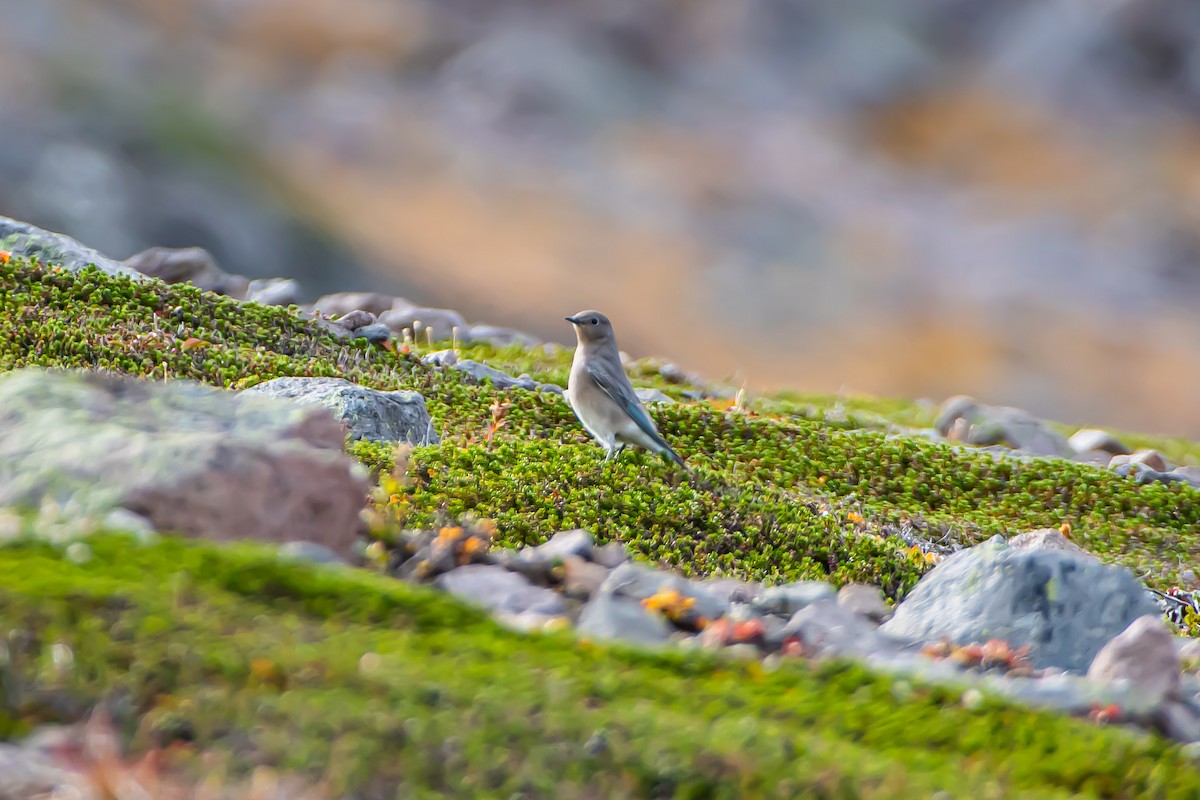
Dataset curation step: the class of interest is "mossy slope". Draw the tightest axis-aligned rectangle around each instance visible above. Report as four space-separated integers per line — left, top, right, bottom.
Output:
4 259 1198 596
3 257 1200 795
1 532 1195 799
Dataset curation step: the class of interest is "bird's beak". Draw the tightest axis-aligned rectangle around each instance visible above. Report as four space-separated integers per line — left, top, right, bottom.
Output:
565 315 581 325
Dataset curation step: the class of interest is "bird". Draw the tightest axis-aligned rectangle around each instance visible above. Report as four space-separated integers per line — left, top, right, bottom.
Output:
564 310 687 469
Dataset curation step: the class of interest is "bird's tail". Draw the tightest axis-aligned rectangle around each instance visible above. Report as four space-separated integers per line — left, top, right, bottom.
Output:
655 437 688 470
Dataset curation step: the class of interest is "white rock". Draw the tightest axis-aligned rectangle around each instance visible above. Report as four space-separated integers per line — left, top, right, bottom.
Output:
837 583 891 623
1068 428 1131 456
1088 615 1180 706
1109 450 1170 473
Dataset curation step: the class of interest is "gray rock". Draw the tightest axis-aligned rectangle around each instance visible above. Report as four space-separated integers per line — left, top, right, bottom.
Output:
752 581 837 617
487 547 556 586
454 359 561 393
1068 428 1131 456
979 672 1163 720
1007 528 1096 560
837 583 891 623
456 359 536 389
244 277 302 307
244 377 438 445
527 529 594 562
577 589 673 646
1172 466 1200 489
634 387 676 405
1110 450 1170 473
881 534 1160 672
278 540 348 566
319 311 393 345
654 362 700 385
1158 700 1200 743
436 564 566 616
0 742 75 799
0 215 144 280
782 599 907 659
292 308 354 341
122 245 249 297
1088 615 1181 706
592 541 631 569
329 310 378 332
0 368 368 557
576 560 727 646
422 349 459 368
860 648 1166 722
1073 449 1114 466
562 555 609 599
597 562 729 622
468 324 541 347
314 291 408 318
379 305 468 342
935 395 1072 457
351 323 393 344
396 540 461 583
701 577 764 606
1112 462 1191 487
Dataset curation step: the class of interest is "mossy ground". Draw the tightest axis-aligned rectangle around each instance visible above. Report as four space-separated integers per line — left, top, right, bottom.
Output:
2 257 1200 796
2 531 1196 799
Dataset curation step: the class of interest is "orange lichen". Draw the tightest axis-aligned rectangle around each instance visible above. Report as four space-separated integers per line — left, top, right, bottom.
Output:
437 526 463 542
641 588 696 620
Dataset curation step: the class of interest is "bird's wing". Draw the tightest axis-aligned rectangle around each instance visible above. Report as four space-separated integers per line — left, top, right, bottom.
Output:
584 359 658 438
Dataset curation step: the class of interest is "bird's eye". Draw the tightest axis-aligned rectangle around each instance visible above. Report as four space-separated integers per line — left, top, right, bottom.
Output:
591 319 599 325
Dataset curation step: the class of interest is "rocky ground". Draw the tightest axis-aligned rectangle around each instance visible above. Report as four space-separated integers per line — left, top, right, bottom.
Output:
2 218 1200 797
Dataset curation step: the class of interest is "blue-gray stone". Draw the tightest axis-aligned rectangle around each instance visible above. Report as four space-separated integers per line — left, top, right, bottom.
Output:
882 535 1160 673
576 590 672 646
0 215 144 279
244 377 438 444
752 580 837 617
436 564 566 616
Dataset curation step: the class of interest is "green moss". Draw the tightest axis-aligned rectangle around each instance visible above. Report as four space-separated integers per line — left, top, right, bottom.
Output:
4 255 1200 793
392 406 1200 596
0 532 1195 798
3 256 1199 597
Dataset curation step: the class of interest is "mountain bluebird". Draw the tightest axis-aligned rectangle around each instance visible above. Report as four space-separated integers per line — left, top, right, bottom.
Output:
564 310 687 469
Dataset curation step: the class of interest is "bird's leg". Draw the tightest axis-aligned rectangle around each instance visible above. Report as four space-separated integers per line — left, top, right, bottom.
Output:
602 439 625 465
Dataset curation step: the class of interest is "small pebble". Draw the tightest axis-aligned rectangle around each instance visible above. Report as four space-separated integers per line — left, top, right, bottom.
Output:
359 652 383 675
837 583 891 624
1068 429 1130 456
65 542 92 565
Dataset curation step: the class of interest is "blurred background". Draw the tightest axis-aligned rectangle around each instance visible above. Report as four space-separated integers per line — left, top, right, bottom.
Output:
2 0 1199 436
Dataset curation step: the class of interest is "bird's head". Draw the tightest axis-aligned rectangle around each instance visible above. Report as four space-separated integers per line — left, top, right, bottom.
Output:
565 310 615 346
